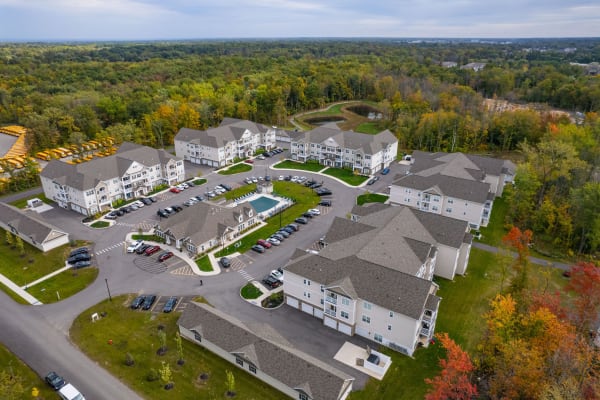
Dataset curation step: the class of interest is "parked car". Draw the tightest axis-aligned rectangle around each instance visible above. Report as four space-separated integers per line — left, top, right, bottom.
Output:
302 212 314 219
287 223 300 231
220 183 232 191
58 383 85 400
257 239 272 249
157 209 169 218
67 253 91 264
105 211 118 220
220 257 231 268
169 187 181 194
251 244 266 253
194 195 205 202
262 275 282 289
115 209 125 216
45 371 66 390
72 260 91 269
256 155 265 160
69 247 89 257
367 176 379 185
148 196 157 203
130 295 145 309
140 197 153 205
141 294 157 310
381 167 390 175
163 296 178 313
129 204 139 211
318 199 332 207
172 205 183 212
284 175 292 181
127 240 144 253
144 245 161 256
281 227 294 235
158 251 174 262
270 269 284 282
278 175 285 181
295 217 308 224
136 244 152 254
119 206 131 213
315 187 333 196
133 200 145 208
244 159 254 164
307 208 321 216
274 231 288 239
267 237 281 246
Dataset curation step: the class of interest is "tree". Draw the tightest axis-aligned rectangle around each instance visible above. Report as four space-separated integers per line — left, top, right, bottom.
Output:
564 262 600 333
5 231 13 246
174 332 184 365
159 362 172 389
502 226 533 297
14 236 24 256
157 329 167 355
225 370 236 396
425 333 477 400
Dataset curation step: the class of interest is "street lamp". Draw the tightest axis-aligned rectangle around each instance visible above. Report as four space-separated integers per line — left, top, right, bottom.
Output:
105 278 112 302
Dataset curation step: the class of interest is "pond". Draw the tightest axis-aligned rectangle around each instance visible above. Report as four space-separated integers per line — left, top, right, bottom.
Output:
304 116 346 126
347 105 382 119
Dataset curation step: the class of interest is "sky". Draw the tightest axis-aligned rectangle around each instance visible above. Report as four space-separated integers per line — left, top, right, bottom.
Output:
0 0 599 41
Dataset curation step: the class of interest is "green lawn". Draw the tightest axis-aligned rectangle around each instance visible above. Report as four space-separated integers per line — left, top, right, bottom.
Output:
355 122 381 134
272 160 325 172
0 343 57 399
9 193 51 209
0 233 71 286
215 182 319 257
241 283 262 299
322 168 369 186
195 256 213 272
357 193 389 205
192 178 207 186
223 184 257 201
478 195 508 246
27 266 99 304
91 220 110 228
70 296 287 400
132 234 164 243
218 163 252 175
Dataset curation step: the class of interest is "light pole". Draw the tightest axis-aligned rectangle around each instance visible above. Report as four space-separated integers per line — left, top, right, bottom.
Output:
105 278 112 302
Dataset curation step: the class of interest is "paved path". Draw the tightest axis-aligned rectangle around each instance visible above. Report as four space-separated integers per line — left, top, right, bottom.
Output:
0 273 42 304
472 242 571 271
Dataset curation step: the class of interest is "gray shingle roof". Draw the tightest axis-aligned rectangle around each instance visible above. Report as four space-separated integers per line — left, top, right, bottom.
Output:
286 254 434 319
410 150 515 180
392 173 491 203
175 118 269 148
295 126 397 154
40 142 180 191
178 302 354 400
0 202 68 246
156 202 255 246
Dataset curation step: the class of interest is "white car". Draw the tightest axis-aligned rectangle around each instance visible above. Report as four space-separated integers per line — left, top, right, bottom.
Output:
291 176 300 182
308 208 321 215
256 155 265 160
181 182 189 189
251 177 258 183
133 200 144 208
267 237 281 246
278 175 285 181
127 240 144 253
270 269 284 282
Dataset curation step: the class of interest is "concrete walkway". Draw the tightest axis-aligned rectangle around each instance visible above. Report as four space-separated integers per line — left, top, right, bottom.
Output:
269 165 369 189
21 264 72 289
0 273 42 305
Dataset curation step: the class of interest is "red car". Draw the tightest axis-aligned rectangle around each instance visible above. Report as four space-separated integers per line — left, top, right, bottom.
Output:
257 239 272 249
170 187 181 193
144 245 161 256
158 251 174 262
244 159 254 164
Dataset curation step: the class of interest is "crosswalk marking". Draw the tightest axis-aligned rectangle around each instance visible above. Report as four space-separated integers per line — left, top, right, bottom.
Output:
95 242 125 256
171 266 195 276
115 222 155 231
238 270 253 281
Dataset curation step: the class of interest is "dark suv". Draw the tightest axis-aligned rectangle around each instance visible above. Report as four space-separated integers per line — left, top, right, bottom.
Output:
67 252 91 264
142 295 157 310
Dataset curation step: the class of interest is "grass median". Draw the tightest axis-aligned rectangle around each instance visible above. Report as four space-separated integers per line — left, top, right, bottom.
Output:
272 160 324 172
218 163 252 175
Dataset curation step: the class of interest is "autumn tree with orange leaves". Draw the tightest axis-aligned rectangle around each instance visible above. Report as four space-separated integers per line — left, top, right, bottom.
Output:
565 261 600 334
502 226 533 297
425 333 477 400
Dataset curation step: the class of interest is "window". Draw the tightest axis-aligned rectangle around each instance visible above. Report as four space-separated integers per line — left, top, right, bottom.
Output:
432 206 438 211
342 297 350 306
362 315 371 323
446 208 452 213
363 301 372 310
249 364 257 374
320 298 324 305
299 393 309 400
374 333 383 343
236 357 244 367
388 324 392 331
389 311 394 318
448 198 454 204
303 292 311 298
338 311 348 319
192 330 202 342
320 285 324 292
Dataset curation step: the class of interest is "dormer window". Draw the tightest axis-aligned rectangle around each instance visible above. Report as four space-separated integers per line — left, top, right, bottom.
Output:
239 215 243 223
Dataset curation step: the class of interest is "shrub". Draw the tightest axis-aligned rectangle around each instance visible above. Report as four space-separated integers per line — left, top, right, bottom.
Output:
146 368 159 382
124 352 134 366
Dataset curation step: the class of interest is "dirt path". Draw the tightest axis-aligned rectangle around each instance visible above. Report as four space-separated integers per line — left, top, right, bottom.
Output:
289 100 364 131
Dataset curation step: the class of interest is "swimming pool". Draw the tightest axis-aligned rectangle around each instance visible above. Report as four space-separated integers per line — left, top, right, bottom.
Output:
249 196 280 214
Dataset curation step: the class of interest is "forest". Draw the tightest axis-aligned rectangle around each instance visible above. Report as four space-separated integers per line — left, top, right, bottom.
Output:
0 38 599 256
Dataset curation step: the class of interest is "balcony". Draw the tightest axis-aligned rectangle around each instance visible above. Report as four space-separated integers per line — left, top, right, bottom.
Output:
325 296 337 305
324 309 336 317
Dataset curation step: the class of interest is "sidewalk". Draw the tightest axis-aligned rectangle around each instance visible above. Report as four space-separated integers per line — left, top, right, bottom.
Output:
0 273 43 305
243 280 284 308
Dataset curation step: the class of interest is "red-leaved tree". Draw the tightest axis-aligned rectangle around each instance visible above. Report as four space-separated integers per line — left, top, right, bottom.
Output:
565 261 600 332
425 332 478 400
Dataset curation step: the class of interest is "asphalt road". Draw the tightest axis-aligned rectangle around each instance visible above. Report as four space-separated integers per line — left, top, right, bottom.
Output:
0 149 403 397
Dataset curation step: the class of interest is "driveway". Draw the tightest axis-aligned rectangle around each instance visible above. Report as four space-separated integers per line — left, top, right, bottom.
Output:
0 146 401 395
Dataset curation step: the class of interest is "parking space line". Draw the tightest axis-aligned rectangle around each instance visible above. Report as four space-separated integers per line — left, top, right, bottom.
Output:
238 270 253 281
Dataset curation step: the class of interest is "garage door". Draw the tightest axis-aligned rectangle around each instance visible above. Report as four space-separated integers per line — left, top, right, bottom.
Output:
338 323 352 336
286 297 299 309
314 308 324 319
355 326 369 338
301 303 313 315
324 316 337 329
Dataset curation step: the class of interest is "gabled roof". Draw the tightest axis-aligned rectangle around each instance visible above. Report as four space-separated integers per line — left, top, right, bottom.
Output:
410 150 515 179
0 203 68 246
178 303 354 400
40 142 180 191
392 173 491 203
156 202 255 245
175 118 270 148
285 254 435 319
294 126 397 154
